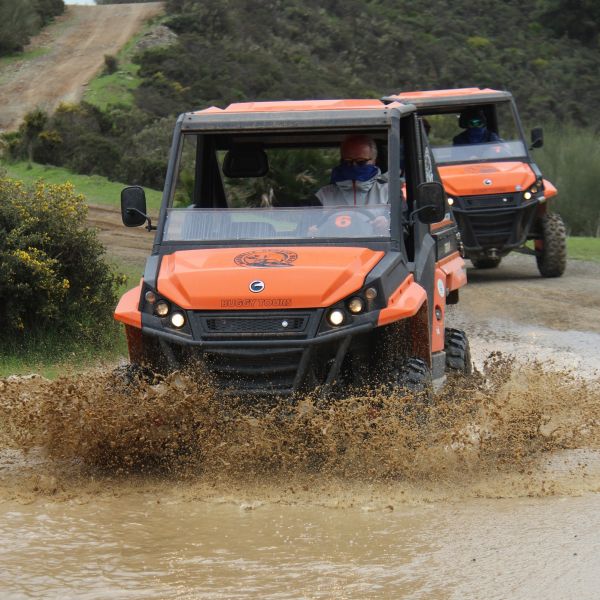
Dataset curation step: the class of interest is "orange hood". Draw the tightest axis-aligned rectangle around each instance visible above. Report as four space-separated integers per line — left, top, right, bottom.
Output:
157 247 384 310
439 162 536 197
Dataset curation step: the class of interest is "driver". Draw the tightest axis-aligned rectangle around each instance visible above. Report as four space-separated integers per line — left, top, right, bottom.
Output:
452 109 501 146
312 135 389 234
316 135 388 206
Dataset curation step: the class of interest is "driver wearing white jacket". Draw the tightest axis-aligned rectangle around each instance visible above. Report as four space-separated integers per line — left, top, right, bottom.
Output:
314 135 389 234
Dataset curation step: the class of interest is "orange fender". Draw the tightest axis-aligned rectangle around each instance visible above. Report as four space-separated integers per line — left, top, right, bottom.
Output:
543 178 558 200
377 275 427 327
114 285 142 329
437 253 467 292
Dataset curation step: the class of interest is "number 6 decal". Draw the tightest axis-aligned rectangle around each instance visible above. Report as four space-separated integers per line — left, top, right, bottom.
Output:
335 215 352 228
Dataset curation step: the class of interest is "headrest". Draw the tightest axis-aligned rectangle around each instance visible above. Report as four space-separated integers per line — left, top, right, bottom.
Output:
222 145 269 177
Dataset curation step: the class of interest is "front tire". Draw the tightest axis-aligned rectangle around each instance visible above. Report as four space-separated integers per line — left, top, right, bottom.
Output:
395 357 433 397
536 213 566 278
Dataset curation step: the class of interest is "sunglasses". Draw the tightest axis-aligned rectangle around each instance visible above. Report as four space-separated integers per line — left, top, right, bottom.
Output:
341 158 372 166
468 118 484 128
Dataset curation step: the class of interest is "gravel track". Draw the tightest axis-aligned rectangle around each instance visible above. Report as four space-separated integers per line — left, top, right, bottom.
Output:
0 2 163 132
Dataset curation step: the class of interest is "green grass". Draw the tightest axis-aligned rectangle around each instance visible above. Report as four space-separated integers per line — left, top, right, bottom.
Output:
0 47 48 68
567 237 600 262
83 17 163 109
0 160 162 210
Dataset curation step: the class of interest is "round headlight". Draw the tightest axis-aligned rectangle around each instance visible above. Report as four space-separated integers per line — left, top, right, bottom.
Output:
348 297 365 314
327 309 345 326
155 300 170 317
170 312 186 329
524 191 532 200
447 197 455 206
365 287 378 301
145 290 157 304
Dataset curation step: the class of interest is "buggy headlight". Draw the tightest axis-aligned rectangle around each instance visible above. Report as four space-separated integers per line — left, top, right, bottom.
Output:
347 297 365 314
524 179 544 201
170 312 186 329
327 309 345 326
155 300 170 317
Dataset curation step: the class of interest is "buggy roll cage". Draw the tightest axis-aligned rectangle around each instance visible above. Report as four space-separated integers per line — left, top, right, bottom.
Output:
153 102 422 255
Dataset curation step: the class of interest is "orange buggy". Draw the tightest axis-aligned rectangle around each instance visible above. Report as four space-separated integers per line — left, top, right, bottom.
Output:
115 99 469 398
384 88 566 277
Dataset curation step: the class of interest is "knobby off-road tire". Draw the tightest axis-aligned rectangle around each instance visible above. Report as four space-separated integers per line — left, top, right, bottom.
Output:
471 256 502 269
112 363 162 387
536 212 567 278
444 328 472 375
394 357 433 425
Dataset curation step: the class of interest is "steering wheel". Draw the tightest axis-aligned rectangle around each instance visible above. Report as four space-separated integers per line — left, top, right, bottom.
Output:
310 207 384 237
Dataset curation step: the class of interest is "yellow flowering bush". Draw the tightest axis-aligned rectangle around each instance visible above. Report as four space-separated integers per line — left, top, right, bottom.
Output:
0 177 123 339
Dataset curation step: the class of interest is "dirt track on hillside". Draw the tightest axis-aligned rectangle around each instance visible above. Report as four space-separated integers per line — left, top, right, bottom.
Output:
0 2 163 132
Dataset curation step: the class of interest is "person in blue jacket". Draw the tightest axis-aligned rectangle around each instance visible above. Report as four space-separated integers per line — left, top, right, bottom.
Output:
453 109 501 145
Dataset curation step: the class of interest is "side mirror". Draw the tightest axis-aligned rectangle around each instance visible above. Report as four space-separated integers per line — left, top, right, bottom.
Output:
414 181 446 224
531 127 544 149
121 186 149 228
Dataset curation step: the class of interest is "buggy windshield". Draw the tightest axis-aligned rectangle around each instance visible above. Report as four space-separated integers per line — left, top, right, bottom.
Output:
163 205 391 242
425 102 527 165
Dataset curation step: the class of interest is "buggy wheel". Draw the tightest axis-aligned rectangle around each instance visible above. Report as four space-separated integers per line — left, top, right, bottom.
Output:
471 256 501 269
536 213 566 278
395 357 433 397
444 328 472 375
112 362 164 387
392 357 433 424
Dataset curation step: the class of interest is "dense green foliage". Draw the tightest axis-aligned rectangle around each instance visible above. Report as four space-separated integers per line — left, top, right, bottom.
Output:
131 0 600 127
0 177 124 345
4 103 173 190
0 0 64 55
4 0 600 234
536 125 600 236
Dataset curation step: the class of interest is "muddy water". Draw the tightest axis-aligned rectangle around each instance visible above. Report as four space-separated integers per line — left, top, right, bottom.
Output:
1 354 600 599
2 493 600 599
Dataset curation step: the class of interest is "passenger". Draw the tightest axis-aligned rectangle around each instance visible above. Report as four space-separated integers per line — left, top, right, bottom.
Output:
452 109 500 146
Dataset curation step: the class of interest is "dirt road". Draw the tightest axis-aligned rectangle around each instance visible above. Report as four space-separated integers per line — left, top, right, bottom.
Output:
0 2 163 132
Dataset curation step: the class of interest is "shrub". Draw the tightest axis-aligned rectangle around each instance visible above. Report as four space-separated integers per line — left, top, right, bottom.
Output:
0 177 125 343
104 54 118 74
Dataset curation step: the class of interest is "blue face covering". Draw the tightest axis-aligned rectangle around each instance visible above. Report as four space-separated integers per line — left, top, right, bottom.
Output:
466 126 488 144
330 162 379 184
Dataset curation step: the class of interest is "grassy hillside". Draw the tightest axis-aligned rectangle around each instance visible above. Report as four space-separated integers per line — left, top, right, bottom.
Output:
0 160 162 209
83 17 162 110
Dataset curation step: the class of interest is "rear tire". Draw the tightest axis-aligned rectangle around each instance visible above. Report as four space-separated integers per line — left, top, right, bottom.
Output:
444 328 472 375
536 213 566 278
471 256 501 269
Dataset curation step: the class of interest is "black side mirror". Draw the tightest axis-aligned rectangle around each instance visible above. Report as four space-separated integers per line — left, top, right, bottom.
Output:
121 186 149 228
531 127 544 149
414 181 446 224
